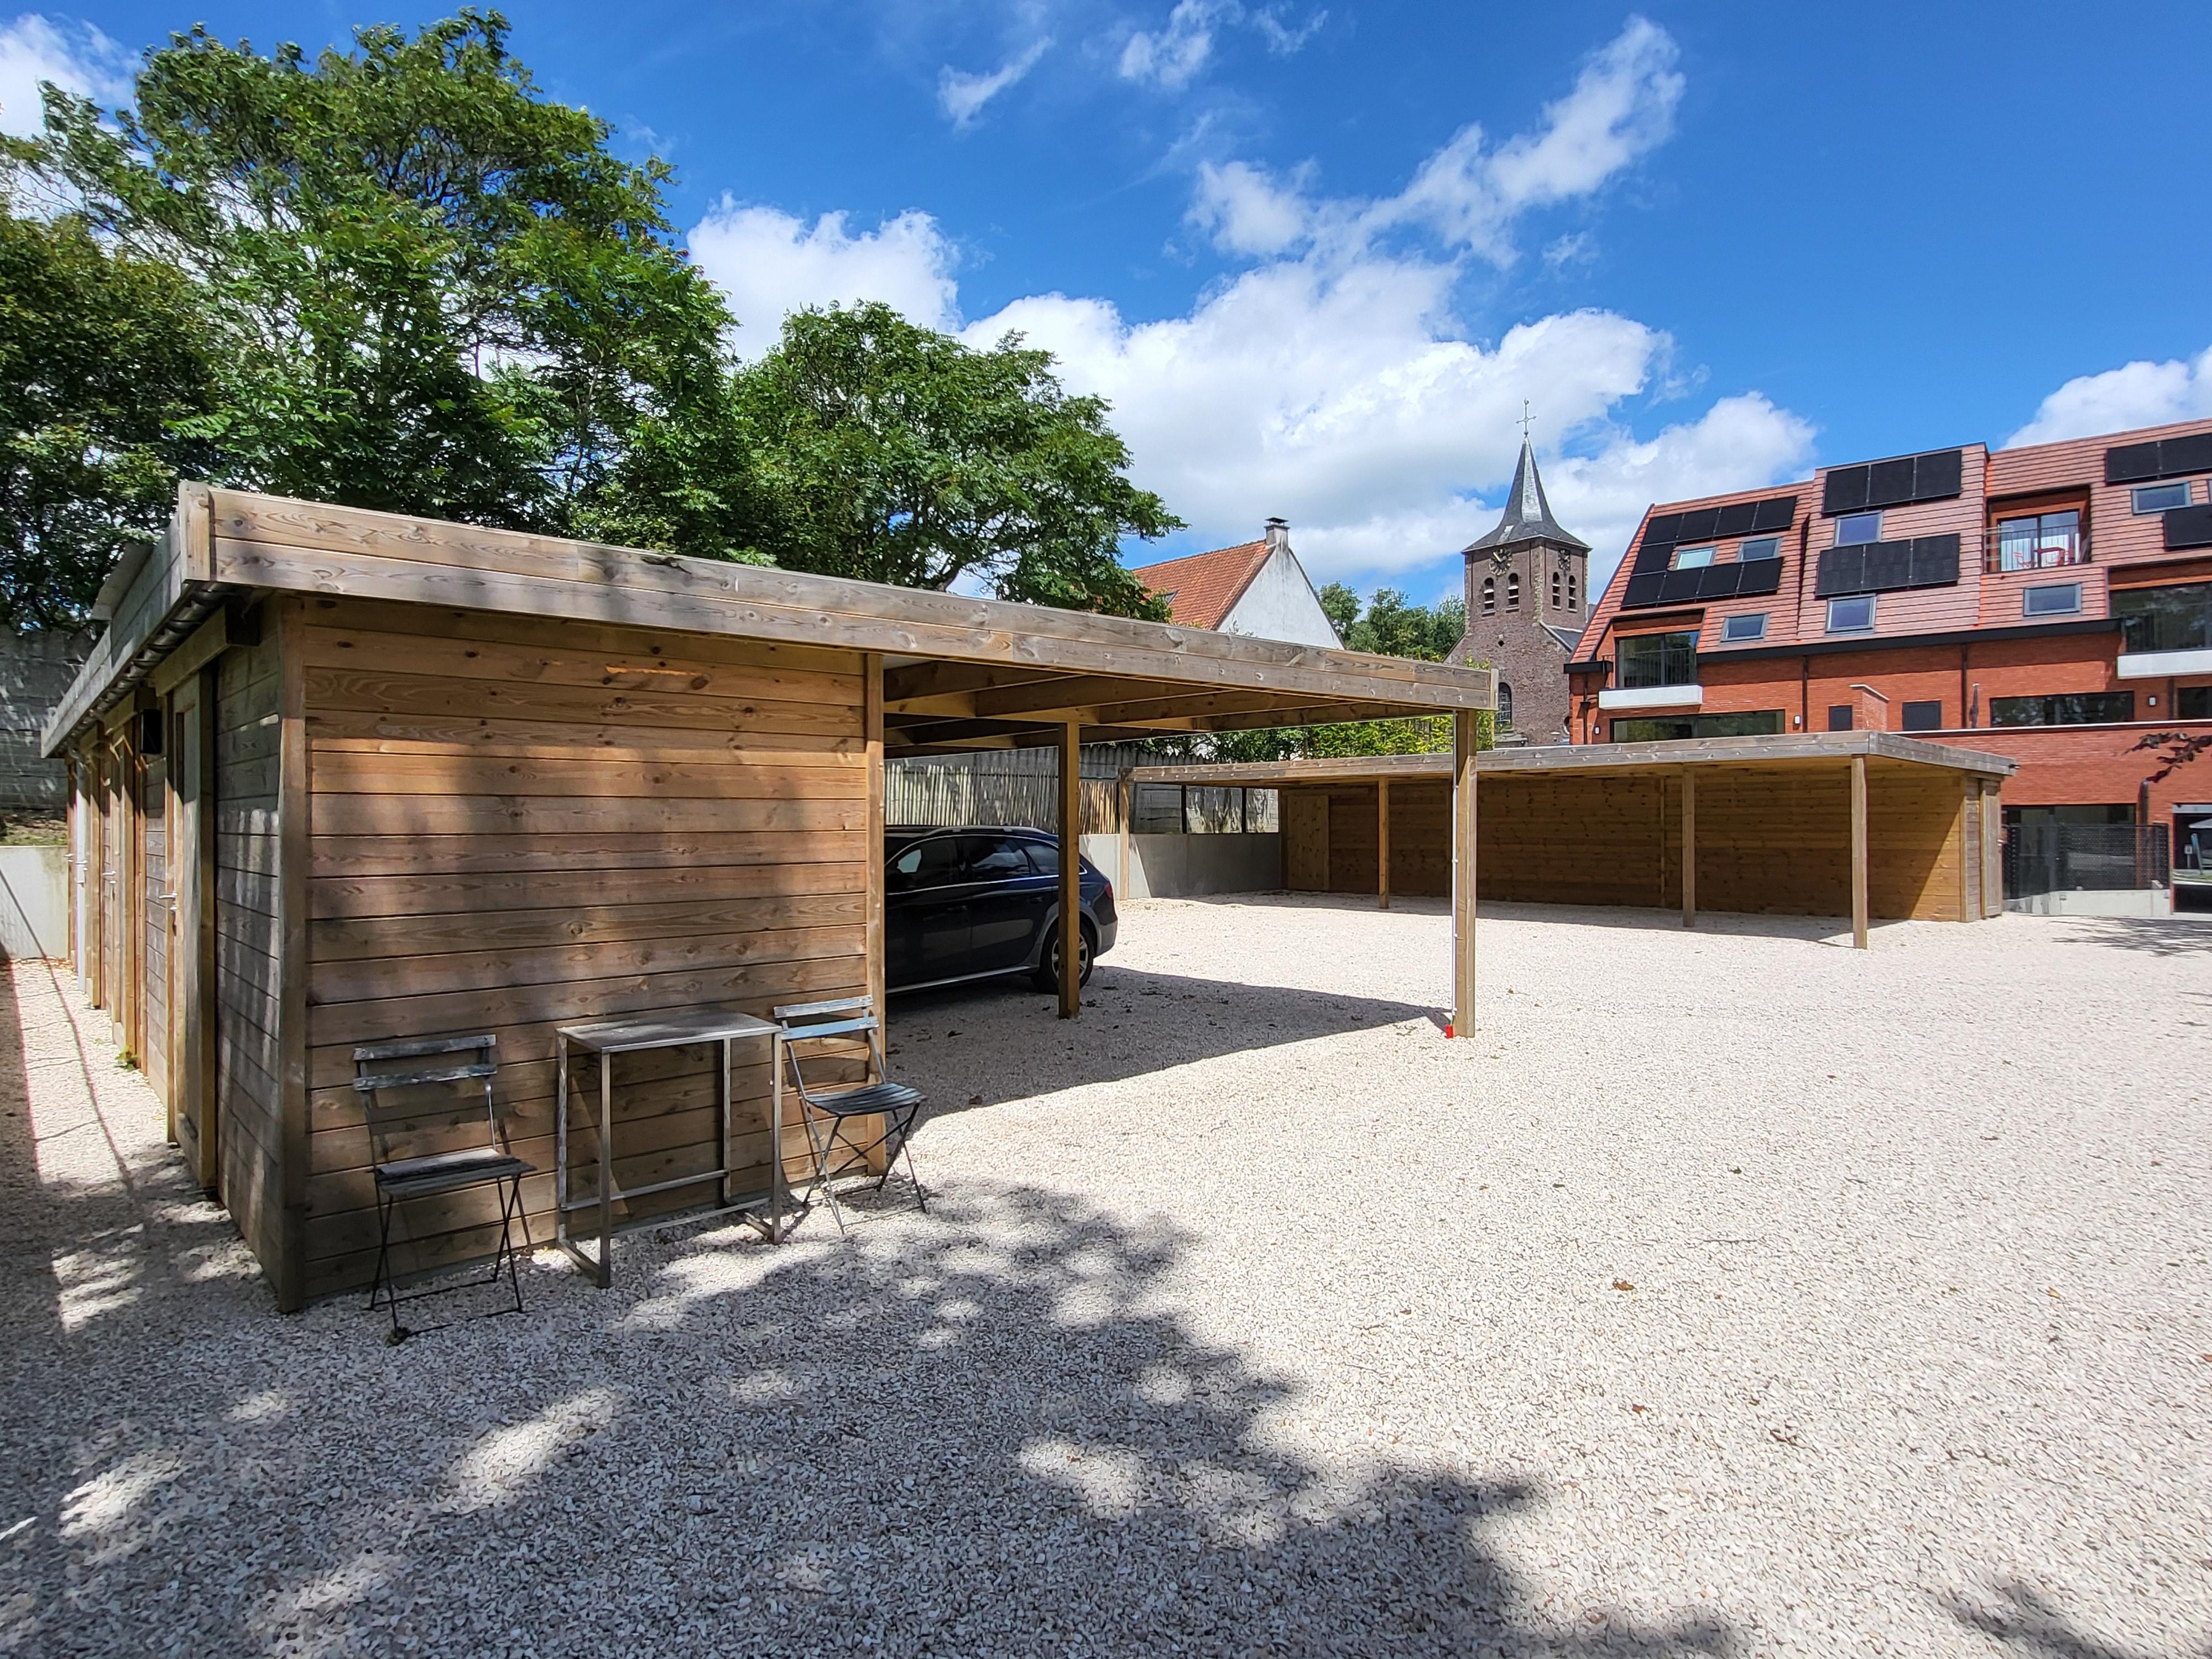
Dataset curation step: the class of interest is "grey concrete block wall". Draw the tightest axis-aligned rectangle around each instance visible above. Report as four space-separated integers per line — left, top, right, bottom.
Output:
0 847 68 958
1079 832 1282 900
0 628 92 812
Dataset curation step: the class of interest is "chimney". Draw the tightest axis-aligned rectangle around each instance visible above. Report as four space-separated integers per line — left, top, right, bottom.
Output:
1264 517 1290 552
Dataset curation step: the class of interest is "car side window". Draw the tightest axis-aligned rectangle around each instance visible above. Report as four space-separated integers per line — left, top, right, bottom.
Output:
964 836 1034 879
1022 840 1058 876
889 837 966 891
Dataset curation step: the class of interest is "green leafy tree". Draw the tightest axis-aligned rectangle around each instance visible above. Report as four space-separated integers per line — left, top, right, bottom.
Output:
728 302 1180 615
1196 585 1488 759
28 10 729 534
0 170 213 627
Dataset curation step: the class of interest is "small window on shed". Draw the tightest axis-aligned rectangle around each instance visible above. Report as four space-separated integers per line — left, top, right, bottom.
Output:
1827 704 1854 732
1901 700 1943 732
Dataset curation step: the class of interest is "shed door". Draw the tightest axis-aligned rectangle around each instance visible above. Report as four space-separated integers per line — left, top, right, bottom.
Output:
1284 791 1329 891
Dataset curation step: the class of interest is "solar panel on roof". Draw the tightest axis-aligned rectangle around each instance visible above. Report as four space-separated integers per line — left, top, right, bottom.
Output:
1633 539 1676 575
1675 507 1719 541
2105 441 2164 484
2166 433 2212 476
1908 533 1960 585
1750 496 1797 533
1644 513 1683 542
1736 559 1784 597
1866 458 1917 508
1863 540 1913 589
1714 502 1757 539
1622 572 1667 607
1822 466 1871 515
1815 546 1867 597
1659 567 1706 603
2165 504 2212 551
1912 449 1963 500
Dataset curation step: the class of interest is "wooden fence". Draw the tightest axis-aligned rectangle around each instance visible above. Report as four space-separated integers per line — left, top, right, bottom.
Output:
885 745 1277 834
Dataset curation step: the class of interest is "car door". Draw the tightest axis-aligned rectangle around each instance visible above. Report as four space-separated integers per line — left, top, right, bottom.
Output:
962 834 1051 973
886 836 973 987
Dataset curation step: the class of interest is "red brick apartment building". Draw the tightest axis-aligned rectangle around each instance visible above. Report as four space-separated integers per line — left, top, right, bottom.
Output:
1571 418 2212 907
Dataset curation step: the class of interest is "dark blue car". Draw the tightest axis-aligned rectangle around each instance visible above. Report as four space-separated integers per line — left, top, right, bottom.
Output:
885 826 1119 995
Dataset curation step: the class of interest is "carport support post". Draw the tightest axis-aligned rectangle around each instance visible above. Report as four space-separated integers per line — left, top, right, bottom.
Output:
1850 754 1870 950
1116 769 1133 903
1451 712 1478 1037
1681 769 1696 928
1376 778 1391 910
1059 720 1082 1019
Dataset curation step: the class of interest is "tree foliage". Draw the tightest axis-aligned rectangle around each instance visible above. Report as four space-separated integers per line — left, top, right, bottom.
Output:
0 171 213 627
723 304 1177 613
5 12 1176 629
1196 585 1488 761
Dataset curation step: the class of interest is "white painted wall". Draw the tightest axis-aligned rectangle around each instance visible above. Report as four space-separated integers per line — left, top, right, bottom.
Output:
0 846 68 958
1218 546 1341 648
1079 832 1282 900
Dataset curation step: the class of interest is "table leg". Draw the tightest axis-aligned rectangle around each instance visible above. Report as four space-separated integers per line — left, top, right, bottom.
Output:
770 1034 785 1243
555 1036 568 1256
597 1048 613 1289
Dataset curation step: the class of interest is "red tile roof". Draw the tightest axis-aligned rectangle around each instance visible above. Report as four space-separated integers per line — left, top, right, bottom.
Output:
1127 541 1271 630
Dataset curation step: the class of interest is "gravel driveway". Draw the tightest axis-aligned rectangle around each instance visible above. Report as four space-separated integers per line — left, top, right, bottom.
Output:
3 896 2208 1657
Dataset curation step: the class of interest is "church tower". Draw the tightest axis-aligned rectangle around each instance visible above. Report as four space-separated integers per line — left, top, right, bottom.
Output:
1454 438 1590 744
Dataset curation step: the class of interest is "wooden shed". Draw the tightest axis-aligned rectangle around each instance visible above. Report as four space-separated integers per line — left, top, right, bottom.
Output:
45 485 1493 1310
1130 732 2016 942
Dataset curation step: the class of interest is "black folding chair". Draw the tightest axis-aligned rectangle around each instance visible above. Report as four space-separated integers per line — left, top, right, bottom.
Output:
772 997 927 1235
355 1034 533 1340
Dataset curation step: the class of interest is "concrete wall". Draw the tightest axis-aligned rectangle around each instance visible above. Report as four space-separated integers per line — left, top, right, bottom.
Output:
2006 886 2174 917
1219 546 1341 648
1082 832 1282 900
0 846 68 958
0 628 92 812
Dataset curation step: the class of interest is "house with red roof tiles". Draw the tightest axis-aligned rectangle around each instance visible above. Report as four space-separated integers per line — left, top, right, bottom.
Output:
1129 519 1342 649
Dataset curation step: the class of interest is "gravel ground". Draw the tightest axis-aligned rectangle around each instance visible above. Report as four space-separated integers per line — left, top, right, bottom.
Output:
3 896 2209 1658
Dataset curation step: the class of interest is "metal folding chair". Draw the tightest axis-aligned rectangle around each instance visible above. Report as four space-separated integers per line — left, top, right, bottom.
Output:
355 1034 533 1340
771 997 927 1236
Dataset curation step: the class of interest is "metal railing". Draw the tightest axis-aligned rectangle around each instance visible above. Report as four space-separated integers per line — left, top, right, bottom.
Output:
2003 821 2169 898
1981 526 2091 575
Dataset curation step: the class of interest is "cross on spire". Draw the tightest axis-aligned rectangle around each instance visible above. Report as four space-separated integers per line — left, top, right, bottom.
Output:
1517 400 1534 442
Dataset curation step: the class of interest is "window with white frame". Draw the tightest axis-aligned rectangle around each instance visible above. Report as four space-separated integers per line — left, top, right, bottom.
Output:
1827 594 1876 633
1673 545 1716 569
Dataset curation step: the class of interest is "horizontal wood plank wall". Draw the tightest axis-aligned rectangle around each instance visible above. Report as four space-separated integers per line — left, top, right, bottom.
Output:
214 618 288 1283
1864 760 1968 921
140 753 169 1102
297 598 869 1298
1287 763 1984 920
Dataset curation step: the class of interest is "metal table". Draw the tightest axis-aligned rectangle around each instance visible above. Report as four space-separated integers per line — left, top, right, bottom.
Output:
554 1010 785 1286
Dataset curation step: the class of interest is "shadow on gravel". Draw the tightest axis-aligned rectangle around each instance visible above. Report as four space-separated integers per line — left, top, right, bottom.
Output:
1943 1582 2186 1659
6 1170 1738 1657
2044 916 2212 958
891 965 1442 1118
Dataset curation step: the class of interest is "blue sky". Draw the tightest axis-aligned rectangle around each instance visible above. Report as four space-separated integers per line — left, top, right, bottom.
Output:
8 2 2212 603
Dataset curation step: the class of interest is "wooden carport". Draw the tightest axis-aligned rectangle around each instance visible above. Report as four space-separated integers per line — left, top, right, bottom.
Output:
44 484 1493 1308
1131 732 2016 948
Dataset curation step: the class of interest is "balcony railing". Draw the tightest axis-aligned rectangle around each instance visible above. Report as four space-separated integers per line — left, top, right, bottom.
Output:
1983 525 2091 574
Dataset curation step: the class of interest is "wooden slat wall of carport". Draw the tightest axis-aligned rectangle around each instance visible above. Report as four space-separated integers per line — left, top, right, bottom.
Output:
1279 760 1974 920
294 596 870 1301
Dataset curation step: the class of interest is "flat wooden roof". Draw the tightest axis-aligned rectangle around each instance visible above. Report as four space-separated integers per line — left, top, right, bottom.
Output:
1129 731 2018 787
44 485 1495 757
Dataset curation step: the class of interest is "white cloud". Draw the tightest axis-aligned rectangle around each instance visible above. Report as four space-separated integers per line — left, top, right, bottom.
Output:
1358 15 1680 264
2006 344 2212 448
1187 159 1311 255
1120 1 1322 91
681 17 1808 599
687 201 961 355
0 13 133 138
938 38 1050 129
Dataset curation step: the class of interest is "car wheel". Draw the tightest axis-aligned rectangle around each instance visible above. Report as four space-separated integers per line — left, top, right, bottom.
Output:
1031 921 1095 993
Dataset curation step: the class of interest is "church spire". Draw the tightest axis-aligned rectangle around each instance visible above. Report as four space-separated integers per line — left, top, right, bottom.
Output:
1463 437 1590 555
